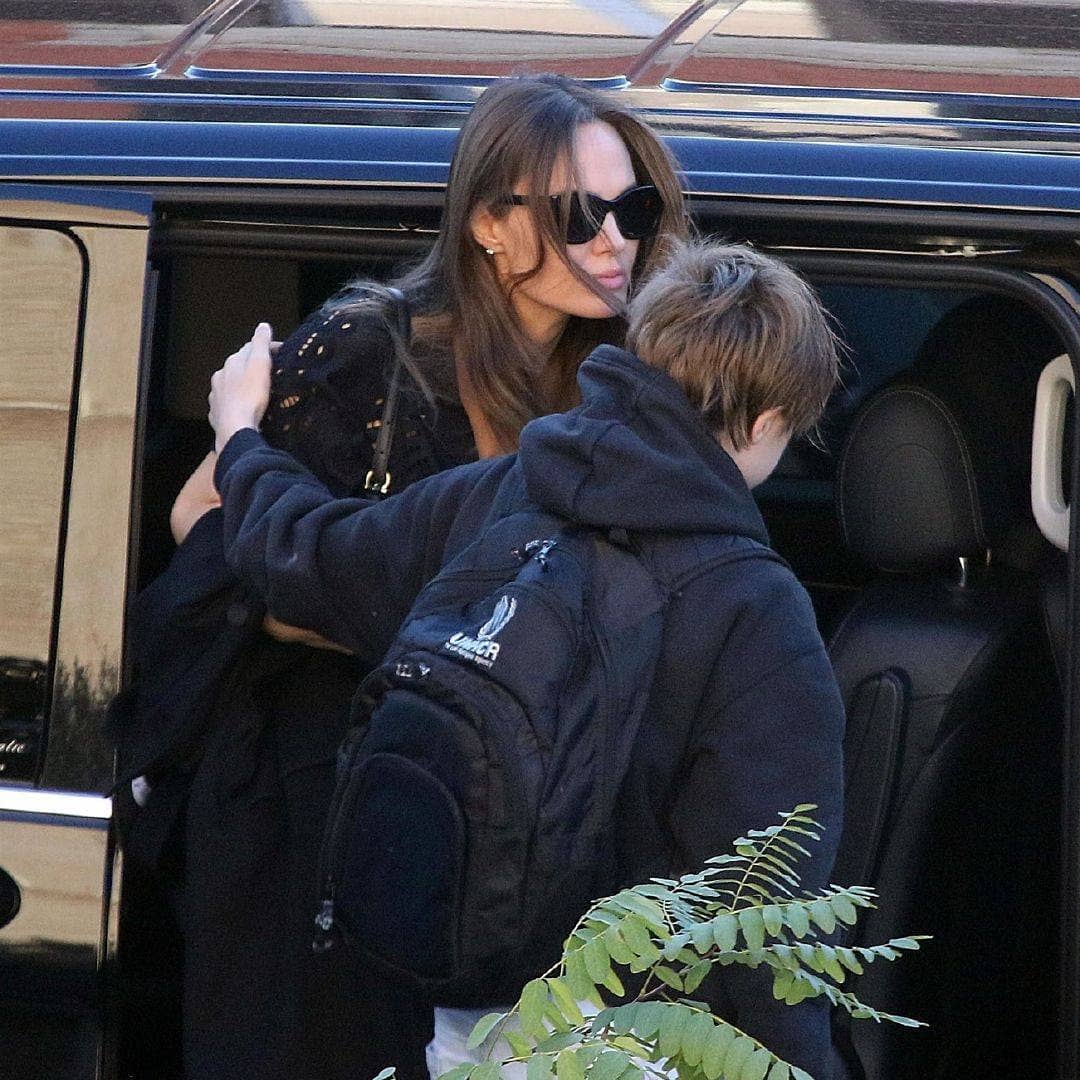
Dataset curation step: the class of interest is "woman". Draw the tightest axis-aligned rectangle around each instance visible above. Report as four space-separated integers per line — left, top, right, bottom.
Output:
127 72 687 1080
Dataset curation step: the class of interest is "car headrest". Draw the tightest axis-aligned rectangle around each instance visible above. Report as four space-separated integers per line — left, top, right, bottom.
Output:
837 383 997 574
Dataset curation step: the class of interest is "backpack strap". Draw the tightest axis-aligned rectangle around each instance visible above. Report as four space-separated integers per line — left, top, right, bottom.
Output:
645 532 786 594
364 286 411 499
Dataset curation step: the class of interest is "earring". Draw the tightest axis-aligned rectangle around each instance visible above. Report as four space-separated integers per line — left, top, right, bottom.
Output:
484 247 496 256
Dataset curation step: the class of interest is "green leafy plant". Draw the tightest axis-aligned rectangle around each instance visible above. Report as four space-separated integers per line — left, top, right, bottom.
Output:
423 805 927 1080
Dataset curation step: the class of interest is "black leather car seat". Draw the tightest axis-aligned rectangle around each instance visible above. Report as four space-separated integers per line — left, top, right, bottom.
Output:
827 382 1061 1080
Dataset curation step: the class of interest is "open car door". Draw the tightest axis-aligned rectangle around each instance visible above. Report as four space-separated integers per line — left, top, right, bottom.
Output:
0 185 151 1080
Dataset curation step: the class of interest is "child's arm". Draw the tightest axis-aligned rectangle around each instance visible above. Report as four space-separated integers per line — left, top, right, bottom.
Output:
214 428 508 660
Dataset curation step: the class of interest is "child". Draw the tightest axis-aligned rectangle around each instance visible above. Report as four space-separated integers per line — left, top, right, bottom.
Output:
208 240 849 1079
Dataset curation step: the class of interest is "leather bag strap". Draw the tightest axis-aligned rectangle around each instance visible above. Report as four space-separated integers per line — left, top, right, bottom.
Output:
364 286 411 499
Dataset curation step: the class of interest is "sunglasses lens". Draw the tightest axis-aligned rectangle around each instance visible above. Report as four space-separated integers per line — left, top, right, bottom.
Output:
616 186 662 240
559 186 663 245
564 198 600 245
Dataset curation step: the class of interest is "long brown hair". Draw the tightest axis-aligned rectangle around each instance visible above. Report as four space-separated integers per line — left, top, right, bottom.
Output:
342 74 687 452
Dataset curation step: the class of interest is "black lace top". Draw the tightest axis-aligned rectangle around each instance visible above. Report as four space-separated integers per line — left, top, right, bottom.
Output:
260 299 477 498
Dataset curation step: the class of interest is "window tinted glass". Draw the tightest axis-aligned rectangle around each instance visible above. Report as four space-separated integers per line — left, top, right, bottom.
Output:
195 0 678 79
0 225 81 782
0 2 203 68
677 0 1080 97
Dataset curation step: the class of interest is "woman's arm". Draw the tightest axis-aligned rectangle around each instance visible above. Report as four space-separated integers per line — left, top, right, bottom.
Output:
170 451 222 545
261 613 353 653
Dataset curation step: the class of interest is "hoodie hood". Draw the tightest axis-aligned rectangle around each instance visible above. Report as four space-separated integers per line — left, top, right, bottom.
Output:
518 345 769 542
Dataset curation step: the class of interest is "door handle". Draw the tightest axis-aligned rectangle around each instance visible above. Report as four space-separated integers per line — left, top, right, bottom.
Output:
0 867 20 929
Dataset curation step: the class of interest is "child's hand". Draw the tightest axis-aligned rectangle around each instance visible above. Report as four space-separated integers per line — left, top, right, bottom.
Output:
209 323 277 453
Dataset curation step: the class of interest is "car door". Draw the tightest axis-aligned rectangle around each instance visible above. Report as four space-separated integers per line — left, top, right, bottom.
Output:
0 186 151 1080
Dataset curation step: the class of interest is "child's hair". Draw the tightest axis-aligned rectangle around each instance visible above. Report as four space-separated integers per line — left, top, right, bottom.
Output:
626 240 840 449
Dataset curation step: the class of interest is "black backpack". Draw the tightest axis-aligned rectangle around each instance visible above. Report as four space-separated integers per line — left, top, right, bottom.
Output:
313 501 670 1004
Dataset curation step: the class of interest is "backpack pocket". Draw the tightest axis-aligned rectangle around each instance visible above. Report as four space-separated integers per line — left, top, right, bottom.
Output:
335 750 466 980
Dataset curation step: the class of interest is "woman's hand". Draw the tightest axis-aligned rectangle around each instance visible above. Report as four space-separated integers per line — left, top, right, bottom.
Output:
209 322 276 454
170 451 221 544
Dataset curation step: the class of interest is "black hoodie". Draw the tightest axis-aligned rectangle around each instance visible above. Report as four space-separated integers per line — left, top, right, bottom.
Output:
215 345 848 1078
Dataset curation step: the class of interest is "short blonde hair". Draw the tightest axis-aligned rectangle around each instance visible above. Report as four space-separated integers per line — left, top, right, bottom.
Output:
627 240 840 449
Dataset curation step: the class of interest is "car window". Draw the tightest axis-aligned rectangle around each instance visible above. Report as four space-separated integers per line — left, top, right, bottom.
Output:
0 2 200 69
194 0 681 80
676 0 1080 98
0 224 82 783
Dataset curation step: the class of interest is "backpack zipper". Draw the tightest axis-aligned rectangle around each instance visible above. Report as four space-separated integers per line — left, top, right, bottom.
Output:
312 725 368 952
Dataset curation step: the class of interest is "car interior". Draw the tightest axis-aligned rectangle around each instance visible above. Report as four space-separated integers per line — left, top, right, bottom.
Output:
122 207 1072 1080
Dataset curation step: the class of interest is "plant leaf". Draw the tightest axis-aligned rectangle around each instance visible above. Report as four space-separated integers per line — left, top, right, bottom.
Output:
565 950 596 1001
742 1049 772 1080
506 1031 533 1060
372 1069 397 1080
600 968 626 997
527 1057 554 1080
654 966 684 992
761 906 784 937
658 1005 691 1060
620 916 661 963
521 979 551 1042
603 926 637 966
766 1063 791 1080
738 909 766 952
684 960 712 994
809 900 836 935
472 1064 502 1080
837 948 864 975
680 1010 713 1068
783 904 811 939
556 1049 585 1080
701 1023 736 1079
537 1033 585 1054
723 1036 756 1077
631 1001 666 1039
829 894 858 926
589 1051 631 1080
691 921 716 952
712 914 739 952
609 891 666 929
584 936 612 983
437 1066 473 1080
548 978 586 1026
467 1012 506 1051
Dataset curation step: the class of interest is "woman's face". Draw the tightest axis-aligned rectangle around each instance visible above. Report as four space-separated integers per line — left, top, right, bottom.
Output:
475 120 642 348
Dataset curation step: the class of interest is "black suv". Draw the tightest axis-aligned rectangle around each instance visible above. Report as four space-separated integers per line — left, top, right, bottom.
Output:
0 3 1078 1078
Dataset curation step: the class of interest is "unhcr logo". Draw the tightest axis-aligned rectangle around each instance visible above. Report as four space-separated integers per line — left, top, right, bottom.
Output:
445 595 517 668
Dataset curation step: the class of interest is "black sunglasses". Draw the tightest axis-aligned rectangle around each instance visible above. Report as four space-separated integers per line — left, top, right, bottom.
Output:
508 184 664 246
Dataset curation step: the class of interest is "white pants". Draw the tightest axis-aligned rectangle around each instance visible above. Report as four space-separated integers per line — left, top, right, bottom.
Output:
426 1006 523 1080
425 1002 676 1080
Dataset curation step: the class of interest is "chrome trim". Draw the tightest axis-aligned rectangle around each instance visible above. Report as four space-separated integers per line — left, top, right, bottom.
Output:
154 0 260 78
2 172 1077 217
41 221 150 793
0 787 111 819
0 197 149 228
